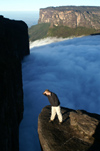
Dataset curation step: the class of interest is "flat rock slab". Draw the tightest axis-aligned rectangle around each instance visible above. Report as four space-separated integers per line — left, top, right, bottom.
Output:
70 111 99 138
38 106 100 151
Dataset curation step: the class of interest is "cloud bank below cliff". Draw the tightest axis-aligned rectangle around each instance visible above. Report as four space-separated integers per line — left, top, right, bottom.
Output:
28 35 100 114
30 37 70 49
19 35 100 151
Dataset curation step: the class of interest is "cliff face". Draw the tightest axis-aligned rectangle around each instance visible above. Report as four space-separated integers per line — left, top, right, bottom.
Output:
38 106 100 151
38 6 100 29
0 16 29 151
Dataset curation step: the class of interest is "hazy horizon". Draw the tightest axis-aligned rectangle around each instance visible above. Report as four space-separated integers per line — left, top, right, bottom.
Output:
0 11 39 27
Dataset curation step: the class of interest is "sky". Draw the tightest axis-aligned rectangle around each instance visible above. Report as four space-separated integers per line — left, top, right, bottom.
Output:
19 35 100 151
0 0 100 11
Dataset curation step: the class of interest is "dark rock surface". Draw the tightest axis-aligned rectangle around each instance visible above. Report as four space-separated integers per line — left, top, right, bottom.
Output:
38 106 100 151
0 16 29 151
38 6 100 30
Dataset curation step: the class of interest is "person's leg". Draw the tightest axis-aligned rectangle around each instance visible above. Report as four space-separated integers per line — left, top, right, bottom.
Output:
56 106 63 123
50 106 56 121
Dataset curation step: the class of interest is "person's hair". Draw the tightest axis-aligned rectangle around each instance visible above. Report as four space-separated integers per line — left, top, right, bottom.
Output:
44 89 51 93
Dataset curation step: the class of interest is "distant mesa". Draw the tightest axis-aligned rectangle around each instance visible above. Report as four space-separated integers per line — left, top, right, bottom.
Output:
38 6 100 30
28 6 100 42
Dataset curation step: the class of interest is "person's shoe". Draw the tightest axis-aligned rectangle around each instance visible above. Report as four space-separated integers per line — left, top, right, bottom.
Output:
59 122 62 125
49 120 53 123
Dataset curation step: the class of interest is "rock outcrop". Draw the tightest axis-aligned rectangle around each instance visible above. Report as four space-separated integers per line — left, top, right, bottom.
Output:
38 106 100 151
38 6 100 29
0 16 29 151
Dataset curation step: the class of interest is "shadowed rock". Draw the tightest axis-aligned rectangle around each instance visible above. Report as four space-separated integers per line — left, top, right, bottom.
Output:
0 16 29 151
38 106 100 151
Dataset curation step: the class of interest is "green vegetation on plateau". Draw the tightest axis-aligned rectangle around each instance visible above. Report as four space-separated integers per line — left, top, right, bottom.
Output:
47 26 100 37
28 23 100 42
42 6 100 12
28 23 50 41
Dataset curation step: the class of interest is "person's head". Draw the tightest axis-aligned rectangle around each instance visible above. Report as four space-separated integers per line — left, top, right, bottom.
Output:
43 89 51 96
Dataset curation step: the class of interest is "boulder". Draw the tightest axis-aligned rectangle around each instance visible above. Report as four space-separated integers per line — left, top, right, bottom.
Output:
69 111 99 138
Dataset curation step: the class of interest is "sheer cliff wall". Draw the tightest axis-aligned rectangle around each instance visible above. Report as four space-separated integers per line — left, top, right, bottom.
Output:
0 16 29 151
38 6 100 29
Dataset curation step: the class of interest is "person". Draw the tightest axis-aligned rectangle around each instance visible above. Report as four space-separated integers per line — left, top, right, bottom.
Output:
43 89 63 124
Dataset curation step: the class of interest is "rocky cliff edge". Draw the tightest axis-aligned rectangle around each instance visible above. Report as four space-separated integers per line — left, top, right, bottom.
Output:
38 106 100 151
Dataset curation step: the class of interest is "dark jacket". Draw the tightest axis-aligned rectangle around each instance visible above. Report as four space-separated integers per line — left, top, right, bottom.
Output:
47 92 60 106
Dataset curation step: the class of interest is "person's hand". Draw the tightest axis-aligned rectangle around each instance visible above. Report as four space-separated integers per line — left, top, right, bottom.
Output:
43 92 47 96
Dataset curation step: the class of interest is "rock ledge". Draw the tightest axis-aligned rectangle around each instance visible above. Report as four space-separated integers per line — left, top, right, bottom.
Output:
38 106 100 151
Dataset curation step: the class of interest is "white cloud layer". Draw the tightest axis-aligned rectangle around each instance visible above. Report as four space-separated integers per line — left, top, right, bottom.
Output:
30 37 73 48
19 35 100 151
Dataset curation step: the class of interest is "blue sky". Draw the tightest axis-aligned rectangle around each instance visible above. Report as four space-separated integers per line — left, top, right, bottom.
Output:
0 0 100 11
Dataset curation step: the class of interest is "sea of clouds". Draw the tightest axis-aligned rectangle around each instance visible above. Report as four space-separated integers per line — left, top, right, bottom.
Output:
19 35 100 151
